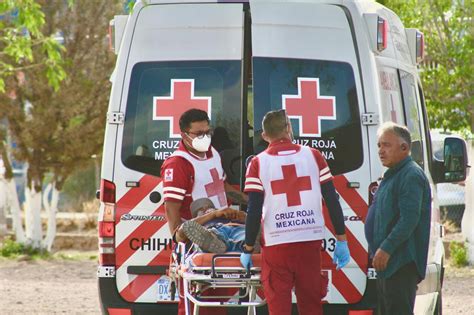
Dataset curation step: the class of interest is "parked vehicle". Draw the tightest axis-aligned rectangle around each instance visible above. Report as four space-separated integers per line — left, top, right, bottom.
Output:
97 1 469 314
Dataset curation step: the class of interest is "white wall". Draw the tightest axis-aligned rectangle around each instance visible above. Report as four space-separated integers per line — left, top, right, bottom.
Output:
461 140 474 263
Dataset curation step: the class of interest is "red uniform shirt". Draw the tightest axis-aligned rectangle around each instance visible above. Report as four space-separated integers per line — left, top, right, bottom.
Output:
161 141 225 221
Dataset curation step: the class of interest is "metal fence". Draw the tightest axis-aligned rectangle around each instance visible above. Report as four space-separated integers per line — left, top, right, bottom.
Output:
437 182 466 229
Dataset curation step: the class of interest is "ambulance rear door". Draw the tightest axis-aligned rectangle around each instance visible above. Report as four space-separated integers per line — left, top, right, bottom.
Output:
112 2 245 303
250 1 370 305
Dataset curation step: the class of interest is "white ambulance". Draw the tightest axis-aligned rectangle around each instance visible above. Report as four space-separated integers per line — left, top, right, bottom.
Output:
97 1 469 314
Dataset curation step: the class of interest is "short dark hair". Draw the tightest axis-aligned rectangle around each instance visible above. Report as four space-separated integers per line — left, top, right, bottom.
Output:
262 109 288 138
179 109 210 132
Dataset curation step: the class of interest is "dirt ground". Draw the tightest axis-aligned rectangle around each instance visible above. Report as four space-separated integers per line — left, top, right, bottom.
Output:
0 253 473 315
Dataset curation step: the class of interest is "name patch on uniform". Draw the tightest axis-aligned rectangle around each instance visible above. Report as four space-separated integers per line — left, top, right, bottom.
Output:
164 169 173 182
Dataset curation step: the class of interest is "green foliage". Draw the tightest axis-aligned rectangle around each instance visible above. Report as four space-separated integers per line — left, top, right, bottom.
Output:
53 251 97 261
449 241 469 267
0 0 66 91
379 0 474 132
0 0 119 196
0 237 50 259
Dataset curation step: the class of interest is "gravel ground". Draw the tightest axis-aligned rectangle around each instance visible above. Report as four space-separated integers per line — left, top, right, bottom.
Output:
0 253 473 315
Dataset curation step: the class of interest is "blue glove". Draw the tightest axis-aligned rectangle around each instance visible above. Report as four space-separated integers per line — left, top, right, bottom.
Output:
333 240 350 270
240 253 253 269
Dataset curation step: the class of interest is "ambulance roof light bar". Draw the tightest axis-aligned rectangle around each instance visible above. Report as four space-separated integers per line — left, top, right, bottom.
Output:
108 15 128 55
364 13 388 54
406 28 425 65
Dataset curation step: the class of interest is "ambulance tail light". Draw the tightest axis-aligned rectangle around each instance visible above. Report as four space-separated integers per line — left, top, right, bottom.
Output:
377 16 388 51
108 15 128 55
100 179 116 204
108 19 115 52
364 14 388 53
406 28 425 64
99 179 116 266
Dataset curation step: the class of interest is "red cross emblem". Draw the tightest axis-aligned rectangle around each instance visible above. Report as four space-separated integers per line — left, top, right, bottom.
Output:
271 164 312 207
282 77 336 137
164 168 173 182
205 168 226 207
154 79 212 138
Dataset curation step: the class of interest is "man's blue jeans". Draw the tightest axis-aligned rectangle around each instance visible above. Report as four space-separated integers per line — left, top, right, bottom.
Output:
208 223 245 252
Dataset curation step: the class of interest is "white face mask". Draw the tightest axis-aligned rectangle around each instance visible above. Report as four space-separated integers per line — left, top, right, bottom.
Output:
186 133 211 152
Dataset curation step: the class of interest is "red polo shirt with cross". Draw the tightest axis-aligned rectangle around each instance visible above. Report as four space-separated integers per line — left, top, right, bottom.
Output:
161 141 226 221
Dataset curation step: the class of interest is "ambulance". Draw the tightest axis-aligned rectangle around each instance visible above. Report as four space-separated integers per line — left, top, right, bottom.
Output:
97 0 469 314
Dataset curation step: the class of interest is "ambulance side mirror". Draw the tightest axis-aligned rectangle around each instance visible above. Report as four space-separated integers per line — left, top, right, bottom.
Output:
432 137 469 183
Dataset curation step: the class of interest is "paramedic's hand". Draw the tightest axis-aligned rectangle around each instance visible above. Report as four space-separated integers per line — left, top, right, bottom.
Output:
240 253 253 269
333 240 350 270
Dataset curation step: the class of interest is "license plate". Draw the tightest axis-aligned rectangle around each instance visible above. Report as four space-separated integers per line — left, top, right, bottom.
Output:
156 276 179 301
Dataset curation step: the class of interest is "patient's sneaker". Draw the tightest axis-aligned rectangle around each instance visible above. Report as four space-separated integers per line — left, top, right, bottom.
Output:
182 220 227 254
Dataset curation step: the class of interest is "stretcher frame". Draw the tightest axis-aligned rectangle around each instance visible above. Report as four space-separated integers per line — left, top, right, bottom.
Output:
169 243 266 315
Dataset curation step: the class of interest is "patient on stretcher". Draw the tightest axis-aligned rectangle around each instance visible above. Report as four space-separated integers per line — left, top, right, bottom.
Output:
175 198 259 254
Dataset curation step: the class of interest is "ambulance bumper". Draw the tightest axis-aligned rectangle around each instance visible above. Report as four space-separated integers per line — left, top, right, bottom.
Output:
98 277 177 315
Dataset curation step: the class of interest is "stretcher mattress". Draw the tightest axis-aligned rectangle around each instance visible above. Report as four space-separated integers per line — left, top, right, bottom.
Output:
190 253 262 268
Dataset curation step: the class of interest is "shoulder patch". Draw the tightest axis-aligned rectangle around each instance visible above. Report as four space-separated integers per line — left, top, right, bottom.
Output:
164 168 174 182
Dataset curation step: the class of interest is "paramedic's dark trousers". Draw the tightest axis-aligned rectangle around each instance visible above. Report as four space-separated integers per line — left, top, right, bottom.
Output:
376 262 418 315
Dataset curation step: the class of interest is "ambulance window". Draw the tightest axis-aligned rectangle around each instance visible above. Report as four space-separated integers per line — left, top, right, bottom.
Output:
122 61 242 180
252 57 363 175
378 67 404 123
399 70 424 167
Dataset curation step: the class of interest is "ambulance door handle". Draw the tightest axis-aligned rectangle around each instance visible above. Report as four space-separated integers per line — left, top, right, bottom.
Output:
149 191 161 204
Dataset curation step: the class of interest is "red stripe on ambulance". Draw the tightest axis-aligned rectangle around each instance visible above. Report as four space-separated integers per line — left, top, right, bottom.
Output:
333 175 368 221
115 174 161 218
322 205 368 270
115 219 168 268
119 249 172 302
323 251 363 303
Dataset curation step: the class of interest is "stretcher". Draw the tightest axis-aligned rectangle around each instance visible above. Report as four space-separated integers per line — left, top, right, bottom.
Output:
168 243 266 315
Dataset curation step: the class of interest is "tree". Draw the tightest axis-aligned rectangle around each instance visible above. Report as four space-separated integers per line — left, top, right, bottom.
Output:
0 0 67 92
0 0 120 250
379 0 474 133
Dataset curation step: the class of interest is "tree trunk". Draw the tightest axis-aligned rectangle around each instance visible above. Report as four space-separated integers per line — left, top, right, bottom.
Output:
24 183 43 248
0 178 7 237
42 183 59 251
7 179 26 243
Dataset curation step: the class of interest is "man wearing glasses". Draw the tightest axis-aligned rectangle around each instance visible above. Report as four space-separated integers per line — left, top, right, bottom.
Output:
161 108 247 315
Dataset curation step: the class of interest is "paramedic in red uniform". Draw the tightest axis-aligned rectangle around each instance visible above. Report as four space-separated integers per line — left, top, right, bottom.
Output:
240 109 350 315
161 108 247 315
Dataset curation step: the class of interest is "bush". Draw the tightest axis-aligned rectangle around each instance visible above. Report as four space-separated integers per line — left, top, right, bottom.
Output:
0 237 50 259
449 241 469 267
